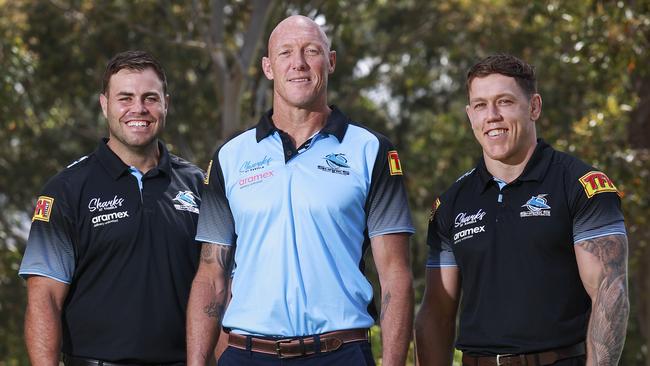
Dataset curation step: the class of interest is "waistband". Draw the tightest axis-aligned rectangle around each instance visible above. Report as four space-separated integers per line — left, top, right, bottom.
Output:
62 354 184 366
461 342 585 366
227 328 369 359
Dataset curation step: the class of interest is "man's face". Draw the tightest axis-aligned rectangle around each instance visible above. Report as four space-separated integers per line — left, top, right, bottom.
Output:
262 18 336 110
99 68 168 154
466 73 541 166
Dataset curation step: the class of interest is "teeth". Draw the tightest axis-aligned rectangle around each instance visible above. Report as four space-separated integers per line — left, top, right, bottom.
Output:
127 121 149 127
291 78 308 82
487 129 506 137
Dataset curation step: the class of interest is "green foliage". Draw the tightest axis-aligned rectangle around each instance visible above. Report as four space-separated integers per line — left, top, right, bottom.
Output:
1 0 649 364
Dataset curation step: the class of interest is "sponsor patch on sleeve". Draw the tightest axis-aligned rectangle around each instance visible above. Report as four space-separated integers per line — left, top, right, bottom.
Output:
387 150 403 175
579 171 619 198
32 196 54 222
429 197 441 222
204 160 213 185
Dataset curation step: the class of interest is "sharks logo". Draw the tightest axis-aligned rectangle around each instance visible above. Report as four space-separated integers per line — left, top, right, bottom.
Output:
324 153 350 169
318 153 351 175
173 191 199 214
520 194 551 217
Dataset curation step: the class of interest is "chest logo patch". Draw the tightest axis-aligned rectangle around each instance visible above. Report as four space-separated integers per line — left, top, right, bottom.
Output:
579 171 619 198
240 156 272 174
88 195 125 213
33 196 54 222
520 194 551 217
318 153 350 175
173 191 200 214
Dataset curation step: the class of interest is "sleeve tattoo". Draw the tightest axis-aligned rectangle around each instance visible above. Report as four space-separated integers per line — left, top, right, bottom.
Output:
200 244 234 321
579 234 629 365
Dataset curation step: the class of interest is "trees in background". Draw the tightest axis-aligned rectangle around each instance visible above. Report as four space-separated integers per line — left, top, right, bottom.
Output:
1 1 648 364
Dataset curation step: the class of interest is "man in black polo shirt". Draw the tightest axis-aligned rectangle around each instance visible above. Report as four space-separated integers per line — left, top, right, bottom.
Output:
19 50 203 365
415 54 629 366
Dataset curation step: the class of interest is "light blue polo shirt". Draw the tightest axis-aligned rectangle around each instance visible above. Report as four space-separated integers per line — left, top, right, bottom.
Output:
196 107 414 337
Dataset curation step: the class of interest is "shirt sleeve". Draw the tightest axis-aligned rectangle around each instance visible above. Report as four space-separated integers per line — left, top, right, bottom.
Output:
195 149 237 246
425 197 457 268
569 169 626 244
19 178 75 284
365 135 415 237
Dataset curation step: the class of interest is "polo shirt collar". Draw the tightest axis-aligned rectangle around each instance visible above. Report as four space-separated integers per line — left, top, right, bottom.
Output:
255 105 349 143
476 139 552 193
96 138 172 180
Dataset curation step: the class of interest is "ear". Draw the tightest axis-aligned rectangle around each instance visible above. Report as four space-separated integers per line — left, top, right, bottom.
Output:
99 93 108 118
530 94 542 121
328 50 336 74
465 104 472 123
262 57 273 80
164 94 170 114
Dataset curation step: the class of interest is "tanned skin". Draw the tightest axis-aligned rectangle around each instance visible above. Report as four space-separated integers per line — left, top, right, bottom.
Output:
575 234 629 365
187 244 234 366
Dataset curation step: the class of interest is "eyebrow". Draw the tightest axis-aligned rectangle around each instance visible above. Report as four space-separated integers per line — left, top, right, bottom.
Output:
469 92 516 104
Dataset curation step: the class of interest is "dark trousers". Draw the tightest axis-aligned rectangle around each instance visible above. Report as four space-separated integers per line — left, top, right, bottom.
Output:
217 341 376 366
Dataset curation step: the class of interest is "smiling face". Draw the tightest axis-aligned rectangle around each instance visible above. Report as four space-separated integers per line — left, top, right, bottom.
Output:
466 73 542 166
262 16 336 111
99 67 168 157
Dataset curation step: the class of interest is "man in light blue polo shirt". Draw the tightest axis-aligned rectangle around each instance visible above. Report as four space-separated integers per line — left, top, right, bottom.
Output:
187 15 415 366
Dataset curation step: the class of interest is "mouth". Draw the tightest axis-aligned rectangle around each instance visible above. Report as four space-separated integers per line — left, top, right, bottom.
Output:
124 120 153 127
485 128 508 138
288 77 311 83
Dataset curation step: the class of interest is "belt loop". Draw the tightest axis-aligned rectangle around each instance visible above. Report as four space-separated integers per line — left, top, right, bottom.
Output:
246 335 253 351
519 354 528 366
299 338 306 356
314 334 321 354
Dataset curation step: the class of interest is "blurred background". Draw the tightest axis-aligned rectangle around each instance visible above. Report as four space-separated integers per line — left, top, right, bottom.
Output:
1 1 649 365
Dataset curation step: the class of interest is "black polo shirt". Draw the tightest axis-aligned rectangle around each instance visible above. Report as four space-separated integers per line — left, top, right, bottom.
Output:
426 140 626 355
20 139 203 363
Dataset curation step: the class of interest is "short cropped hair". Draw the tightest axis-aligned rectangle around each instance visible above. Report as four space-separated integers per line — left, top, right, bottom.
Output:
466 54 537 98
101 50 167 95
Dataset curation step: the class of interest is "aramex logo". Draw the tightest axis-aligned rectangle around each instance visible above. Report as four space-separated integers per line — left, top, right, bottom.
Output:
239 170 274 188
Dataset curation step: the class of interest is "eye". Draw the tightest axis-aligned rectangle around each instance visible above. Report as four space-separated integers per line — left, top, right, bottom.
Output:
118 96 132 102
145 96 159 103
279 49 291 56
498 98 513 106
473 102 486 110
305 48 320 55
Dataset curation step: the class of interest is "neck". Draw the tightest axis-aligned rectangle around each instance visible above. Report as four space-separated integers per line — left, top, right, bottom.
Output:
107 139 161 174
484 143 537 183
271 104 331 148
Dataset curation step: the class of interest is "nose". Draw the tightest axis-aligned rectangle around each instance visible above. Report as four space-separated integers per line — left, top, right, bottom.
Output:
486 103 502 121
291 52 308 71
134 98 149 114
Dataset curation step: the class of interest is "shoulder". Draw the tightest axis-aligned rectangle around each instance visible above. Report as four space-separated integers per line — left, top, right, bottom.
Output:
346 122 394 148
217 127 258 157
44 153 96 190
430 168 478 220
548 148 594 179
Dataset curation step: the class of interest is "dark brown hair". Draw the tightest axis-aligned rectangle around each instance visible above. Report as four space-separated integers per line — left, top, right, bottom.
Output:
466 54 536 98
101 50 167 95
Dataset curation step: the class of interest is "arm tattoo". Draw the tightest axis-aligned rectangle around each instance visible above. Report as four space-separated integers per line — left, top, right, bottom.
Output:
203 301 226 320
200 245 214 264
579 234 629 365
380 291 392 322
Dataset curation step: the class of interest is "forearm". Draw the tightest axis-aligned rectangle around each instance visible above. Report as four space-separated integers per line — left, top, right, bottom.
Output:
24 290 63 365
414 307 455 366
187 277 228 366
585 273 629 365
187 243 234 366
379 272 414 366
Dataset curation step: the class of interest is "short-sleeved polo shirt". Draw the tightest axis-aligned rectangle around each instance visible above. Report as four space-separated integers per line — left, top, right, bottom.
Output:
426 140 626 355
197 106 415 337
19 139 203 363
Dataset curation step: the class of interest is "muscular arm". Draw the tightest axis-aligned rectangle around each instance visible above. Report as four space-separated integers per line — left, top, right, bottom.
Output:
575 234 629 366
414 267 460 366
187 243 234 366
371 233 414 366
24 276 69 366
